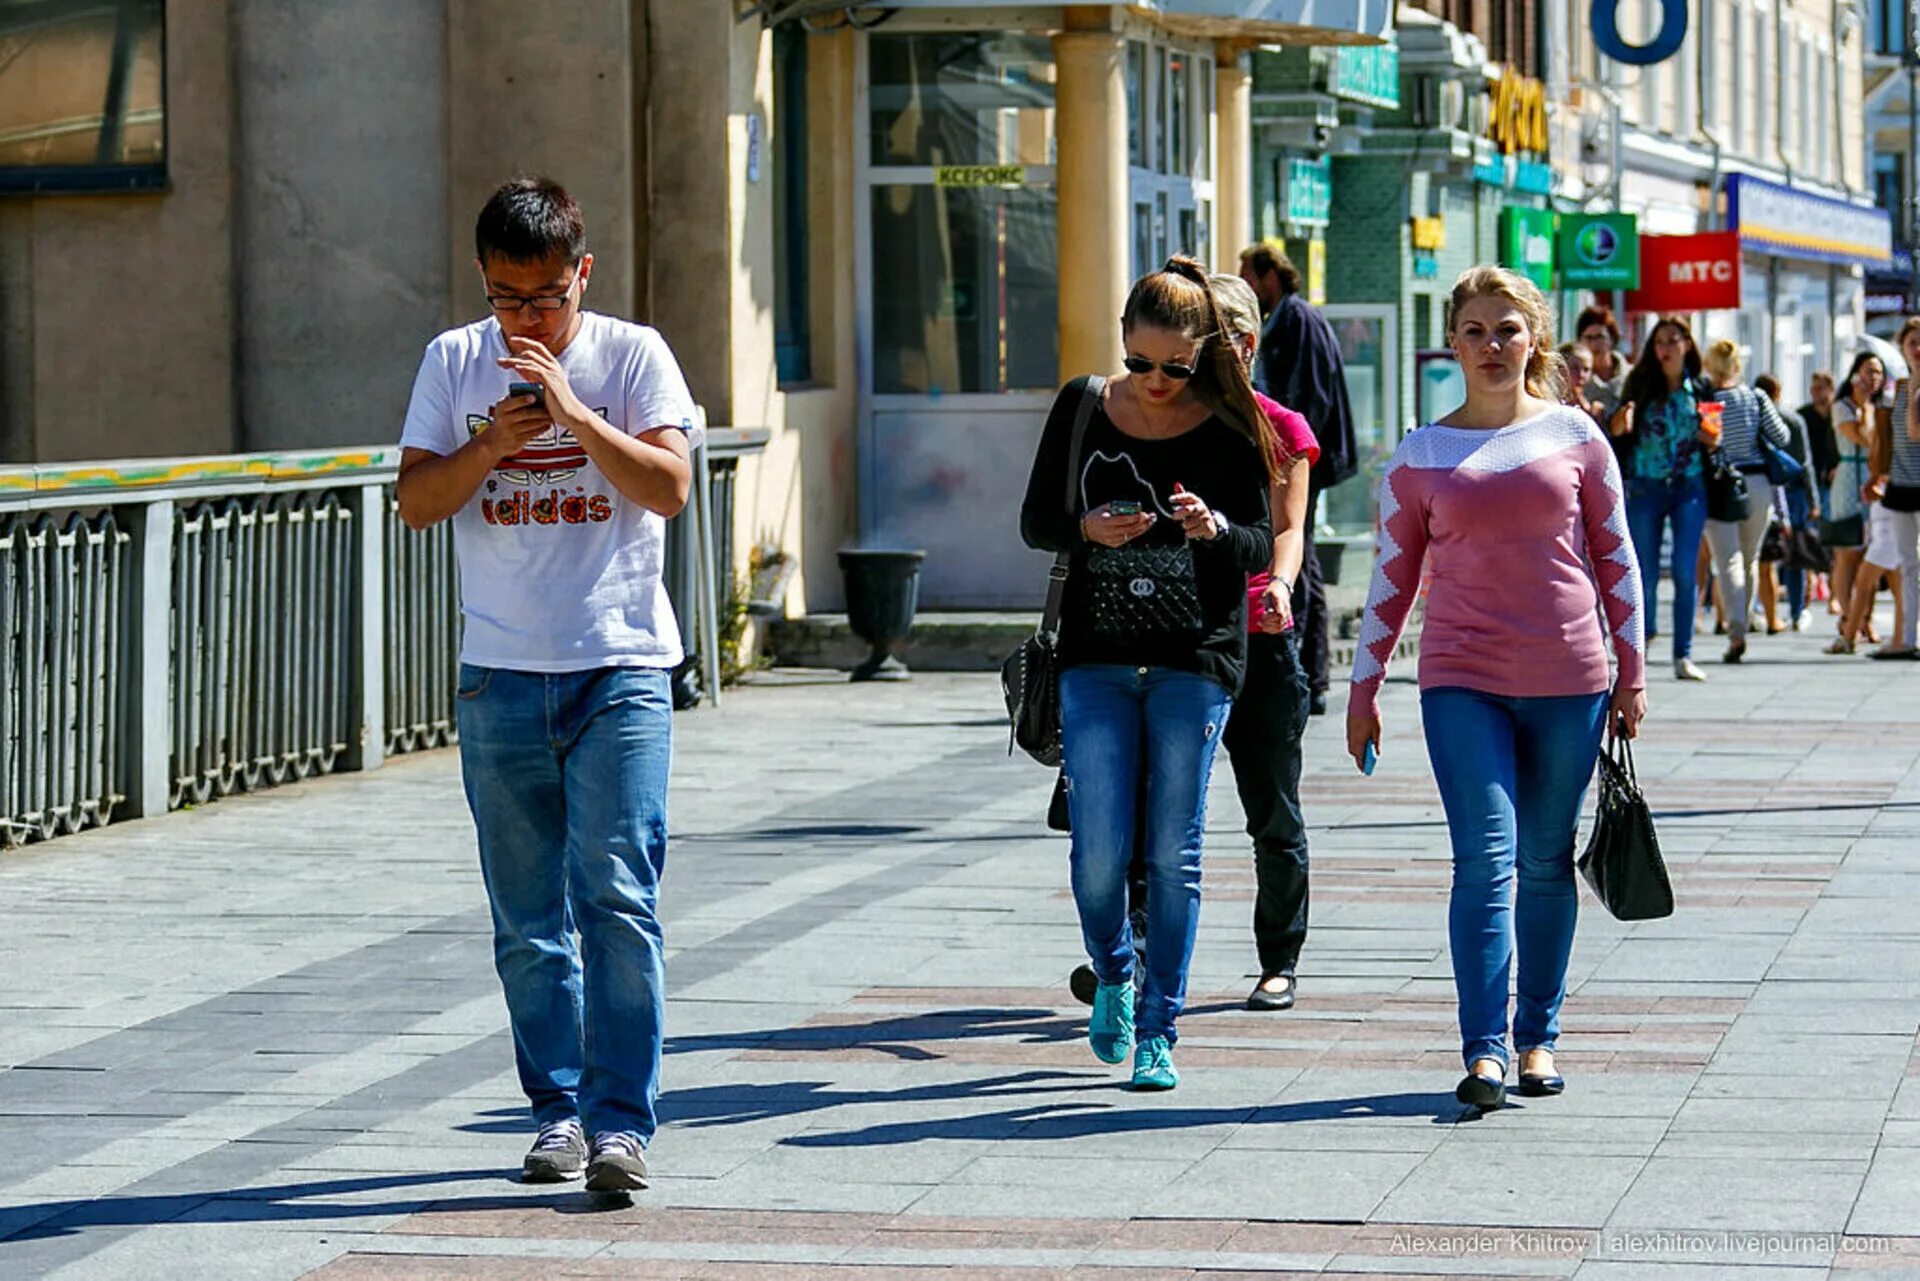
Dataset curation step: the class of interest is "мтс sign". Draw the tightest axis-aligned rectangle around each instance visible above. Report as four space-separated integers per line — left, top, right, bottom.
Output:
1624 232 1742 312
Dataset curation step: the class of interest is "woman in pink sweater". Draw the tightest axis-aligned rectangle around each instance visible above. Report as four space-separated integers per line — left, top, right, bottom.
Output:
1346 267 1648 1112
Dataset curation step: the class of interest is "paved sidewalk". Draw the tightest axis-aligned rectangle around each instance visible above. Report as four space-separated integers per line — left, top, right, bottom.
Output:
3 620 1920 1279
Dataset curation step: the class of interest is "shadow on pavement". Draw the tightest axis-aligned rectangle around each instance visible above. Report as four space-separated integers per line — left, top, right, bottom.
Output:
0 1169 643 1243
665 1007 1084 1062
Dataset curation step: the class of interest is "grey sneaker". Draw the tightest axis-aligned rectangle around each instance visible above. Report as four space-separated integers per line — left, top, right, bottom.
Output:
585 1130 649 1192
522 1117 586 1182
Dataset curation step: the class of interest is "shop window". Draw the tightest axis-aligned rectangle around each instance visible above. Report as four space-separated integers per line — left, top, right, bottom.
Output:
774 26 810 387
1133 200 1153 278
868 34 1054 167
0 0 165 193
1154 47 1168 172
1868 0 1907 57
1319 305 1399 536
869 183 1058 395
1168 51 1190 178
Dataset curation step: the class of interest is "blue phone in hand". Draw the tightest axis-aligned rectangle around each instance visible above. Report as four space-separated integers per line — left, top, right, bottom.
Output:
1361 741 1378 776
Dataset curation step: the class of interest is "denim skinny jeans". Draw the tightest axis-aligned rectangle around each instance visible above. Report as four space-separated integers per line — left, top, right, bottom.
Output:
455 663 673 1141
1060 664 1231 1045
1420 686 1607 1069
1625 474 1708 662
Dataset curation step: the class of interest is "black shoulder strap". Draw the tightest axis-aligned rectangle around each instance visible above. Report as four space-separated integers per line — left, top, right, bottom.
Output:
1041 376 1105 636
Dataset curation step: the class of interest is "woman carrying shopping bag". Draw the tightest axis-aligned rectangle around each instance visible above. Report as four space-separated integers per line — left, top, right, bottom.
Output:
1347 266 1647 1112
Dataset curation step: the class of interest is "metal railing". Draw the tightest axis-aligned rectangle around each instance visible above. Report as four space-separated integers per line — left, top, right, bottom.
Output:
0 511 130 844
0 427 764 849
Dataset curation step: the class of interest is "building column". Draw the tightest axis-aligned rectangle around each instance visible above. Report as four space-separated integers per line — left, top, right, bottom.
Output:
1215 46 1252 273
1054 19 1130 381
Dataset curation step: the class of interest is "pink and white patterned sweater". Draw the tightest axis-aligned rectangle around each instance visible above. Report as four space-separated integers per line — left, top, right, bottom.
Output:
1348 406 1646 721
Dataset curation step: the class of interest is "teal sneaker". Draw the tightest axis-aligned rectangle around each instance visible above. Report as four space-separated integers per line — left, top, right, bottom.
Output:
1088 980 1135 1064
1131 1035 1178 1090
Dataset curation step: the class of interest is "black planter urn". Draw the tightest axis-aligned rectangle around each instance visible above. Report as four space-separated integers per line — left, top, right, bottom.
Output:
838 548 926 681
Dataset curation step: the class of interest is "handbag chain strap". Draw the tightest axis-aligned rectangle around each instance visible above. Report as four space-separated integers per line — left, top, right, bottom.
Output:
1040 375 1106 638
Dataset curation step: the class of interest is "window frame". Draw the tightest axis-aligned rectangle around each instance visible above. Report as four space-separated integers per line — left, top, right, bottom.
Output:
0 0 169 195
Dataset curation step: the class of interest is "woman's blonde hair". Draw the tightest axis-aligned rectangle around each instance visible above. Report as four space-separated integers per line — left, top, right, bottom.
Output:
1445 266 1564 399
1702 338 1743 380
1208 273 1262 340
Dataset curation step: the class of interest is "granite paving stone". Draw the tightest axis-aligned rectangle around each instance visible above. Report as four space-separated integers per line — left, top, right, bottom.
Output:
1 635 1919 1277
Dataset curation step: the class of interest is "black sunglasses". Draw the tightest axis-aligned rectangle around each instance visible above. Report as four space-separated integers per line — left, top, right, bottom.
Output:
1123 355 1197 379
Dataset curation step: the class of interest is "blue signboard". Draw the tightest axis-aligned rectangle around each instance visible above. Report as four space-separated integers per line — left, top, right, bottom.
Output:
1726 174 1893 266
1592 0 1687 66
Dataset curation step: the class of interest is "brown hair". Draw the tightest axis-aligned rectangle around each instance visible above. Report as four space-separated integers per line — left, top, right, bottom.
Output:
1125 256 1277 481
1237 241 1302 297
1446 266 1565 400
1575 305 1620 346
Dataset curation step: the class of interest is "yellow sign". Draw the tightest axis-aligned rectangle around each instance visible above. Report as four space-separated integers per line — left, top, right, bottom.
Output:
1410 217 1447 252
1487 68 1549 156
934 165 1024 188
1307 239 1327 306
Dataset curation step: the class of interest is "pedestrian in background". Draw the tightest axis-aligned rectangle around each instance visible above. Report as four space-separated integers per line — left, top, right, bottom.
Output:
1577 304 1632 428
1609 316 1713 681
1826 353 1896 654
1239 242 1356 718
1212 274 1321 1011
396 177 699 1193
1799 370 1841 530
1755 374 1820 631
1703 339 1791 664
1021 257 1273 1091
1348 266 1646 1112
1873 318 1920 660
1559 341 1605 426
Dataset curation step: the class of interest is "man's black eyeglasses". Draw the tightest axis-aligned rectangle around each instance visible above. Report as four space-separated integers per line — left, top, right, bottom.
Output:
1123 355 1197 379
486 280 578 313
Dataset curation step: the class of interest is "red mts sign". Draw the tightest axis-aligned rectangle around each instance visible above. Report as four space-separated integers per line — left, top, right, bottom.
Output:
1624 232 1742 311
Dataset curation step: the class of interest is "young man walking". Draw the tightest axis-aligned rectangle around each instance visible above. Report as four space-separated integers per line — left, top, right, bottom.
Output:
396 177 699 1193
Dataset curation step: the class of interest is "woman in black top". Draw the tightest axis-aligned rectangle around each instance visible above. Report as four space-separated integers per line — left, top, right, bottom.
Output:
1020 257 1273 1091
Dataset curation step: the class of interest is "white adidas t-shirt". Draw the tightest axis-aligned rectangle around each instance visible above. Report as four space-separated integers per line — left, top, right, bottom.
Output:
398 312 703 672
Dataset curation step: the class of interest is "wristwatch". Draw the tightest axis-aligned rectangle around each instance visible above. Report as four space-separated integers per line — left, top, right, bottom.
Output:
1211 512 1230 541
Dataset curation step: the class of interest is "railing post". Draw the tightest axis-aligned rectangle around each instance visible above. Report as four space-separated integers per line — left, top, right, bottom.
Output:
347 483 385 771
124 499 173 818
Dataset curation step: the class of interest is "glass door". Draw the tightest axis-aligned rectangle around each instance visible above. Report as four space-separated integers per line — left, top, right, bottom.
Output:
1126 37 1213 275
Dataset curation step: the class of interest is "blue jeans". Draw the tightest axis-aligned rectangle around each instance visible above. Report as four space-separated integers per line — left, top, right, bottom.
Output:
1626 474 1708 662
1421 687 1607 1069
455 664 673 1141
1060 664 1230 1045
1781 488 1812 619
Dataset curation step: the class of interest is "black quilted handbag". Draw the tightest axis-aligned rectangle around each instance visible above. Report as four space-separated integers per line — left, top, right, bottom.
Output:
1084 544 1203 641
1577 733 1674 921
1002 377 1104 767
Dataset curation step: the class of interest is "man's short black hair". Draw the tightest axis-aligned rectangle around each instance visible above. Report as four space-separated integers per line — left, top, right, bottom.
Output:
475 177 586 266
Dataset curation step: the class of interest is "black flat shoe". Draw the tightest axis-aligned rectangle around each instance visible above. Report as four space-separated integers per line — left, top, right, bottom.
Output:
1455 1070 1505 1110
1246 975 1295 1011
1516 1070 1566 1096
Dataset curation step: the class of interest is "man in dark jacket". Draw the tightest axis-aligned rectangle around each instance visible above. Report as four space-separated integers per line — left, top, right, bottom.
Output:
1797 369 1839 514
1239 242 1357 714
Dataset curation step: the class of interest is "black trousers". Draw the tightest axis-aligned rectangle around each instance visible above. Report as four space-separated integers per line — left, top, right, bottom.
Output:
1293 486 1331 697
1120 632 1311 976
1222 631 1312 975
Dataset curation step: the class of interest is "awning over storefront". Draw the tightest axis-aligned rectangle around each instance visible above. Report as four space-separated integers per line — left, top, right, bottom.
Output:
751 0 1392 44
1726 173 1893 268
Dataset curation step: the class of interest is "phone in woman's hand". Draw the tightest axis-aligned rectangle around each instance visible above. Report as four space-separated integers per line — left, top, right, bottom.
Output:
1108 500 1142 516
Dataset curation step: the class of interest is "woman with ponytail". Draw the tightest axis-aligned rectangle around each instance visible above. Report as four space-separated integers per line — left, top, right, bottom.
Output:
1347 267 1647 1112
1020 256 1274 1091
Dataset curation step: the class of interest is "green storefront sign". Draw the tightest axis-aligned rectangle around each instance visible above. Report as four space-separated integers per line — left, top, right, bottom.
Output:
1499 207 1556 290
1556 213 1640 289
1329 39 1398 108
1283 156 1332 227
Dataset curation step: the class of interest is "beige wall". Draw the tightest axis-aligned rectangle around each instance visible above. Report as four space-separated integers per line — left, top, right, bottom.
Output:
0 0 235 463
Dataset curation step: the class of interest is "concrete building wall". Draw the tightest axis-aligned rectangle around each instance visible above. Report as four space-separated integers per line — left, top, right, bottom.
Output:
234 0 449 452
0 0 237 463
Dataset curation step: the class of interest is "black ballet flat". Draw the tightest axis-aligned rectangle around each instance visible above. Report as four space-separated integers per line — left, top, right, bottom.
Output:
1516 1070 1566 1097
1455 1069 1506 1110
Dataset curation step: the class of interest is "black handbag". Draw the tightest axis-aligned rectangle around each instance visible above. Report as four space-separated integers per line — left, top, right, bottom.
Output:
1577 733 1674 921
1705 448 1751 523
1784 523 1832 573
1759 519 1787 563
1001 376 1105 768
1820 513 1865 548
1084 543 1203 640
